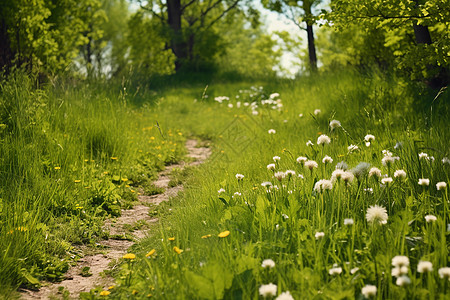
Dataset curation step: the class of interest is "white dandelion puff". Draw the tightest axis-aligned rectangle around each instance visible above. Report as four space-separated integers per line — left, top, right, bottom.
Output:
366 205 388 225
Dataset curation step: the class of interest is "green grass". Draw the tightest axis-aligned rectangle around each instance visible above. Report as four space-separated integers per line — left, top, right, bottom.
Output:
87 70 449 299
0 71 186 295
1 69 449 299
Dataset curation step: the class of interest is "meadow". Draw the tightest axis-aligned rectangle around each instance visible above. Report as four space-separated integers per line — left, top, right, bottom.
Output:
86 71 448 299
1 69 449 299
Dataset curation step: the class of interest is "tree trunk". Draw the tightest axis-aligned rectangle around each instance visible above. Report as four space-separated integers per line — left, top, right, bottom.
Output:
0 18 13 72
167 0 186 69
306 23 317 72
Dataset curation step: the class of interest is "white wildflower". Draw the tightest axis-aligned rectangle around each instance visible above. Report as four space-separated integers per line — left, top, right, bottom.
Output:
285 170 296 177
442 157 450 164
261 182 273 188
273 156 281 162
235 173 244 180
392 266 408 277
267 163 276 171
314 109 321 115
298 113 303 118
350 267 359 274
306 140 314 146
268 129 276 134
314 180 333 192
218 188 225 194
418 152 429 160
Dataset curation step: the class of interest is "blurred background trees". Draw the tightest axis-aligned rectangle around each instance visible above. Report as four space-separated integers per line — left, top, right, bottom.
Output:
0 0 448 86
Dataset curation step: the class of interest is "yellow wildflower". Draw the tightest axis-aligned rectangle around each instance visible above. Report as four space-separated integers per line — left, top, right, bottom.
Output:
173 246 183 254
201 234 212 239
111 157 118 160
168 237 175 241
218 230 230 238
100 290 110 296
132 290 139 295
74 180 81 183
123 253 136 260
108 285 115 290
54 166 61 170
146 249 156 257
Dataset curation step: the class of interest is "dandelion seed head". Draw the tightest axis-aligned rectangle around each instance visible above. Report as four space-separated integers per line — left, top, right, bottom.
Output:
267 163 276 170
369 167 382 178
275 291 294 300
331 169 344 182
322 155 333 164
329 119 341 129
259 283 277 298
317 134 331 145
274 171 286 181
352 162 371 179
341 171 355 184
261 259 276 268
424 215 437 222
394 169 407 179
315 232 325 240
366 205 388 225
438 267 450 280
329 267 342 276
273 156 281 162
336 161 348 171
436 182 447 190
417 261 433 273
261 181 273 188
296 156 308 164
392 256 410 268
365 134 375 142
418 178 430 186
314 180 333 192
381 177 393 185
305 160 318 170
396 275 411 287
344 218 354 226
361 285 377 298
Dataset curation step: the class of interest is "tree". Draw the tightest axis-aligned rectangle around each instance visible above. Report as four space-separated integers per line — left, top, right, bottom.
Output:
138 0 242 70
328 0 450 87
0 0 103 75
262 0 322 72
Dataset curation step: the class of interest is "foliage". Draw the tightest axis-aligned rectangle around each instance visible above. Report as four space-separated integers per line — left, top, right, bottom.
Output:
327 0 450 82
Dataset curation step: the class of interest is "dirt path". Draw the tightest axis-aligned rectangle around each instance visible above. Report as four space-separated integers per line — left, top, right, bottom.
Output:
20 139 211 299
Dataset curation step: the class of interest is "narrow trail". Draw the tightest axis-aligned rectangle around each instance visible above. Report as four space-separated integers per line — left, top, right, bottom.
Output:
21 139 211 299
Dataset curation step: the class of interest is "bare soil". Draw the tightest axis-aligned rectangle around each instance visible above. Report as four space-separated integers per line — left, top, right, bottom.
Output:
20 139 210 299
